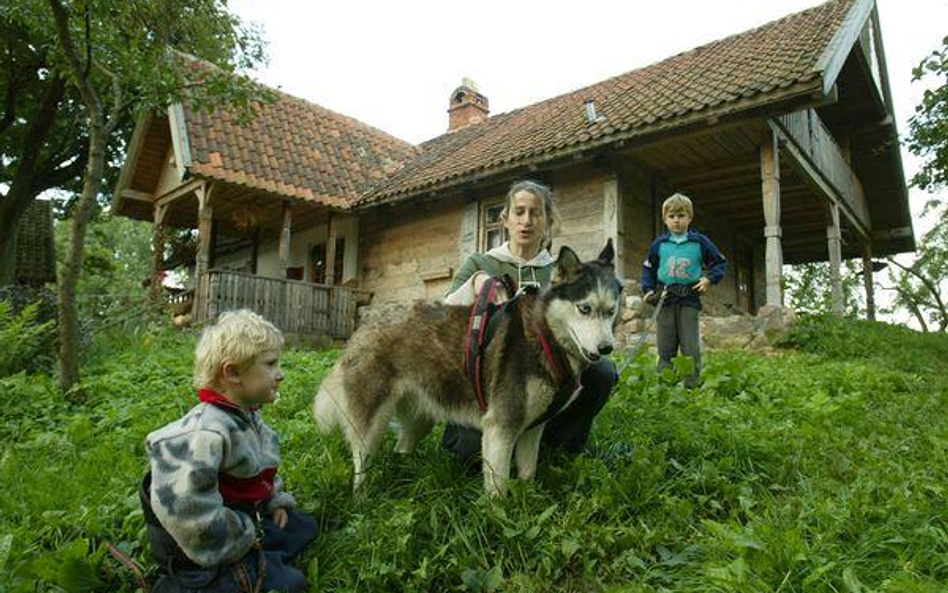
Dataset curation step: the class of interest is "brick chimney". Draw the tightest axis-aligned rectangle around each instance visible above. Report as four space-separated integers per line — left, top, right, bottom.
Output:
448 78 489 131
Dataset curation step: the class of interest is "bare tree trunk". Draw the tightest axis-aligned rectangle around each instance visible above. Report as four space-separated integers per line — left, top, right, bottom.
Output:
49 0 113 394
57 121 106 393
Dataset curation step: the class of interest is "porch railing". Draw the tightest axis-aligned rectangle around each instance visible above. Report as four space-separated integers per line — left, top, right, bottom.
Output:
199 269 357 338
773 109 870 232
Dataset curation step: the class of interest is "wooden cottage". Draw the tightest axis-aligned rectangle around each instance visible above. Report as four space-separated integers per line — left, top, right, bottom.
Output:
113 0 913 338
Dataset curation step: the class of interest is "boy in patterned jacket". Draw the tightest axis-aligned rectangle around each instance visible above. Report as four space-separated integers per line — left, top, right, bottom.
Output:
143 309 316 593
642 193 728 387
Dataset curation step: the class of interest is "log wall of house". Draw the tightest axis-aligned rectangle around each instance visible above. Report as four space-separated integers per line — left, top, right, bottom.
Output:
359 196 467 302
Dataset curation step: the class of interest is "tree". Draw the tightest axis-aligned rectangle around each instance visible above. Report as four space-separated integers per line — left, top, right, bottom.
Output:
0 6 89 285
39 0 269 392
887 35 948 332
784 261 865 318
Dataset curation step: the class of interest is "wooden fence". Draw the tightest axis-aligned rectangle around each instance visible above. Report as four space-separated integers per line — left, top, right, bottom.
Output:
198 269 357 338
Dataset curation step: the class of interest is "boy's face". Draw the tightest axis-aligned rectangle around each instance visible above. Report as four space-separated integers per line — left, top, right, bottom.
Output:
226 348 284 408
663 209 692 235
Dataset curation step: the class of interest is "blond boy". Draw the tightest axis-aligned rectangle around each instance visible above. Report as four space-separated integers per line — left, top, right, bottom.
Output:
142 309 316 593
641 194 727 386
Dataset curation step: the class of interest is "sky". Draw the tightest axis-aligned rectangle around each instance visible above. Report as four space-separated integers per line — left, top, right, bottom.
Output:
230 0 946 322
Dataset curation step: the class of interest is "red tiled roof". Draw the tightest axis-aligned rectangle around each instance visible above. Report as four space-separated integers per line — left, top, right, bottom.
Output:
183 90 419 208
15 199 56 285
358 0 857 206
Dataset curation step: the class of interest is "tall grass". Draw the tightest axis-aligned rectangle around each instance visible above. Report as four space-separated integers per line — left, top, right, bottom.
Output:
1 316 945 592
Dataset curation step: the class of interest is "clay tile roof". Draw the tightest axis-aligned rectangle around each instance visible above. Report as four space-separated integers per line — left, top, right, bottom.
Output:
358 0 856 207
184 89 419 208
15 199 56 285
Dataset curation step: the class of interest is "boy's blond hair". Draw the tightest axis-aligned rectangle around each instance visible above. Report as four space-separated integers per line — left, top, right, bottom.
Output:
662 193 694 218
193 309 284 390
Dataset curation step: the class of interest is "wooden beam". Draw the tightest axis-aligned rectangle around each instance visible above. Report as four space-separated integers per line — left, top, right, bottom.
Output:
602 176 624 279
827 203 844 315
761 130 783 307
122 188 154 202
862 242 876 321
151 203 169 302
279 201 292 272
193 182 214 322
326 213 337 285
154 178 206 212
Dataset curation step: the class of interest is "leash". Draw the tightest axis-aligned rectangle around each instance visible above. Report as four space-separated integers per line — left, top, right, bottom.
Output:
615 288 667 378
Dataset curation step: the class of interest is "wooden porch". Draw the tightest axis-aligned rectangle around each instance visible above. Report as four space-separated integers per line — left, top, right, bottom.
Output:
199 269 359 338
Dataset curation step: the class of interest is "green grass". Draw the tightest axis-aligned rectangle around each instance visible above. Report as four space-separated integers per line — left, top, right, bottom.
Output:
1 316 946 592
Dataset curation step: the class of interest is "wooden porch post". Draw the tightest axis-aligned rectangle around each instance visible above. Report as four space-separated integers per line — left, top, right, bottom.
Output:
827 203 844 315
194 182 214 322
151 203 169 302
326 213 337 286
603 176 624 279
862 243 877 321
761 131 784 307
279 201 292 275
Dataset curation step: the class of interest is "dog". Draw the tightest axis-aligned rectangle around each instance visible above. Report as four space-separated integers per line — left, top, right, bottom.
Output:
312 241 622 496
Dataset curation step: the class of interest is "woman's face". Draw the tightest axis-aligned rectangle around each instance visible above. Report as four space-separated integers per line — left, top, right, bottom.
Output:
504 189 548 255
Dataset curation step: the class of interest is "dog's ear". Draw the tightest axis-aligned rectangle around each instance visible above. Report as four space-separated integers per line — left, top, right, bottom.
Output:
597 239 615 265
553 245 583 284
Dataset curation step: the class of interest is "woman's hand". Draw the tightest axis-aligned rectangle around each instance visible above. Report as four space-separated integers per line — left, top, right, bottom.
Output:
271 507 288 529
694 277 711 294
472 272 509 304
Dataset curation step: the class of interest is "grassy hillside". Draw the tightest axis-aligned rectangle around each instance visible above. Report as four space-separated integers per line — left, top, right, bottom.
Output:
1 315 946 592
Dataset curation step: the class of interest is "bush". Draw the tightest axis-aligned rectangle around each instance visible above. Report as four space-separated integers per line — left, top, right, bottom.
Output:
0 298 56 376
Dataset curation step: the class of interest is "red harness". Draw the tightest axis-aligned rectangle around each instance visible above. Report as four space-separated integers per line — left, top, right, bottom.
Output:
463 278 578 421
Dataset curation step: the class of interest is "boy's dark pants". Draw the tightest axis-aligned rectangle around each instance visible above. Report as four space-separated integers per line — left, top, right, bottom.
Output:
441 358 616 466
152 511 317 593
656 302 701 387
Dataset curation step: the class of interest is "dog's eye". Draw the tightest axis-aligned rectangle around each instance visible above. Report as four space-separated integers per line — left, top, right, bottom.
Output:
577 304 592 315
607 308 616 317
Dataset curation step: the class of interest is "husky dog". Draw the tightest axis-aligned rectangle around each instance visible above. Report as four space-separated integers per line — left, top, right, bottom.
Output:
313 241 621 496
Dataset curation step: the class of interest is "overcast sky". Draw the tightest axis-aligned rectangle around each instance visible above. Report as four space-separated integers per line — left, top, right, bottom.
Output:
232 0 946 232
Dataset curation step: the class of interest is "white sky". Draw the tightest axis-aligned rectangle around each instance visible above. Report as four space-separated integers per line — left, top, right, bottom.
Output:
232 0 946 234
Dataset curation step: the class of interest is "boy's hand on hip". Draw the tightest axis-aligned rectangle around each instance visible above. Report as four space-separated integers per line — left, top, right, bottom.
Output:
272 507 288 529
694 277 711 293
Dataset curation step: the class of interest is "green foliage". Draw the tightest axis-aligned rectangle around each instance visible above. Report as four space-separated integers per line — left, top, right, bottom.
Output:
784 261 865 317
2 317 947 592
908 35 948 192
0 299 55 376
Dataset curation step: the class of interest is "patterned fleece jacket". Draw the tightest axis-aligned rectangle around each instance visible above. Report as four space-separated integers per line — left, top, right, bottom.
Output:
145 390 296 567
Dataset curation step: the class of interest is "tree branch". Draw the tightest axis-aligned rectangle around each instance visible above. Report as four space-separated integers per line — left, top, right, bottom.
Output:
887 257 947 326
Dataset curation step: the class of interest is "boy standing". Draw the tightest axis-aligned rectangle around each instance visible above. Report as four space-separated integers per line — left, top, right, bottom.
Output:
642 193 727 387
142 309 316 593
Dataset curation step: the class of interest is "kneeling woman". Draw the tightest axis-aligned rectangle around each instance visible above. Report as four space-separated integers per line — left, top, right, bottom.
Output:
442 179 617 464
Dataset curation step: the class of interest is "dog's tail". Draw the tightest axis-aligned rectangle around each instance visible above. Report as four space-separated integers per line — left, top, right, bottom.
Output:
312 365 345 434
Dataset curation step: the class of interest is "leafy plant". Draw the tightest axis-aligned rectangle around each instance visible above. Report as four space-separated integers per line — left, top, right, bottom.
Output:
0 299 55 376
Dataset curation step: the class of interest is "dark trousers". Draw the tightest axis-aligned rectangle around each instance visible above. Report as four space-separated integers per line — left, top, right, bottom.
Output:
656 302 701 387
441 358 617 467
153 511 318 593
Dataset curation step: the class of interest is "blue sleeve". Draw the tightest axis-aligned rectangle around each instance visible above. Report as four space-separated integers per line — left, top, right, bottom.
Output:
641 240 660 293
700 235 728 284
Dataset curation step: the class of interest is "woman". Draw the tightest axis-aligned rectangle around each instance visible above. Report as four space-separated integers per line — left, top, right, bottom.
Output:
442 180 617 466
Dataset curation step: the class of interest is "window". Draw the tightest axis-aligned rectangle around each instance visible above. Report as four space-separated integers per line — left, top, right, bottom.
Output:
310 237 345 285
480 201 505 251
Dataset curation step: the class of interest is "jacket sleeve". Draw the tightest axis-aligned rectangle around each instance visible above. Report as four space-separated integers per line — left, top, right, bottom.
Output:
148 429 256 567
641 241 660 293
444 254 487 303
700 235 728 284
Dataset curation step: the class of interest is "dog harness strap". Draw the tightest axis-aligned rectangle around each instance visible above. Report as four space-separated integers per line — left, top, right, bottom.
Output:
465 277 503 412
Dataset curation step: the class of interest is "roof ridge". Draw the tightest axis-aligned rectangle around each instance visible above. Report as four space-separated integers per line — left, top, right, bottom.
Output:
418 0 850 144
270 87 418 152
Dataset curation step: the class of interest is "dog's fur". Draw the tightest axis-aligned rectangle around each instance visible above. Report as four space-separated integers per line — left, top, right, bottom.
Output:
313 241 622 495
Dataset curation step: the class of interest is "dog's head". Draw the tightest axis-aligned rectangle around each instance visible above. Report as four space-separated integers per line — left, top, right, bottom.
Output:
544 240 623 364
